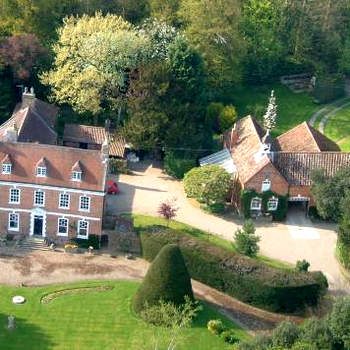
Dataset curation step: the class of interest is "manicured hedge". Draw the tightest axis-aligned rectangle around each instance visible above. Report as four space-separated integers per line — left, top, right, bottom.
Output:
140 226 328 312
164 152 196 179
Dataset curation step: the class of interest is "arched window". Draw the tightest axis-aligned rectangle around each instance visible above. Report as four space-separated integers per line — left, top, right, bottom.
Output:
261 179 271 192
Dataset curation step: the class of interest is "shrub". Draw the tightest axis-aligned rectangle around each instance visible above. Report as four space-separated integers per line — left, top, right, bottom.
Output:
72 234 100 249
235 334 272 350
201 202 225 214
207 319 225 335
271 321 301 348
158 199 178 223
221 329 239 344
337 240 350 269
133 244 194 314
234 220 260 257
164 152 196 179
328 296 350 349
183 165 232 206
140 226 328 312
301 318 334 350
296 259 310 272
109 158 128 174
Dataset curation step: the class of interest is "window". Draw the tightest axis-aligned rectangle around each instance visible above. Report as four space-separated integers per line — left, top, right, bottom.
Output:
36 166 47 177
59 193 70 209
57 218 69 236
34 190 45 206
71 171 82 181
9 188 20 204
8 213 19 231
79 196 90 211
2 164 11 174
250 197 262 210
261 179 271 192
78 220 89 238
267 197 279 211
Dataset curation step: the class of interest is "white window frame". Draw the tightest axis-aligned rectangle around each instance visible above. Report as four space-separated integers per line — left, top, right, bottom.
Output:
2 164 12 174
267 197 279 211
79 196 90 212
261 179 271 192
59 193 70 209
250 197 262 210
9 188 20 204
8 212 19 231
71 171 82 182
34 190 45 207
77 220 89 239
57 217 69 236
36 166 47 177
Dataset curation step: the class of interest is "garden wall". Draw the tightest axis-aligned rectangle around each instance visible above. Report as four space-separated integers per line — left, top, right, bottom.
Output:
140 226 328 312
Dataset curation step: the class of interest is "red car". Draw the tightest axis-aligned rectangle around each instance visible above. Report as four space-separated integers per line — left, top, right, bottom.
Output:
106 180 119 195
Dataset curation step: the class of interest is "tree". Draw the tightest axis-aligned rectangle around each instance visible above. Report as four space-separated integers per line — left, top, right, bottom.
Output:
218 105 237 133
234 219 260 257
263 90 277 132
158 199 179 225
133 244 194 314
183 165 232 207
328 297 350 349
148 0 180 25
41 13 150 121
179 0 245 87
271 321 301 348
0 34 46 80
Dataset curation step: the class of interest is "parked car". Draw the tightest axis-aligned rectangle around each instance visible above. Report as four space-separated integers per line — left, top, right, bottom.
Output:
106 180 119 195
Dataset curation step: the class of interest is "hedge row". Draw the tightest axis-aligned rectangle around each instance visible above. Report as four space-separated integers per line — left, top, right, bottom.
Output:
140 226 328 312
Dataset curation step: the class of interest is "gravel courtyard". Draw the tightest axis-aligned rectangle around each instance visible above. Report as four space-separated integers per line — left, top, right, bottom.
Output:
107 161 349 293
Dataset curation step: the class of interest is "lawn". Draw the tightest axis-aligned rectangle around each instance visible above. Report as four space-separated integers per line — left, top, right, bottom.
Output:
128 214 293 270
324 104 350 151
0 280 248 350
225 83 320 136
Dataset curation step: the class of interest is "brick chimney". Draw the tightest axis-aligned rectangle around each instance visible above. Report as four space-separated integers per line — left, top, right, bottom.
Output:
22 86 36 108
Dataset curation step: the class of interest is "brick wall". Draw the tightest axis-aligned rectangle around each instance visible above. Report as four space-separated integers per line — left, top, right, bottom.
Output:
244 163 289 195
289 185 315 205
0 184 104 240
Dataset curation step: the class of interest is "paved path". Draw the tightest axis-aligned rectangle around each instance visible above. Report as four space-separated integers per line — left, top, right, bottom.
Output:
0 250 301 334
107 162 349 293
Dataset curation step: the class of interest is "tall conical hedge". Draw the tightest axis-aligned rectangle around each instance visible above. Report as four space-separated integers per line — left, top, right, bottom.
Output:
133 244 194 314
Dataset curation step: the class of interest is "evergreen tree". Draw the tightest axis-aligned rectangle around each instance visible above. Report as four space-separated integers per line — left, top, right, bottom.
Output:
263 90 277 132
133 244 194 314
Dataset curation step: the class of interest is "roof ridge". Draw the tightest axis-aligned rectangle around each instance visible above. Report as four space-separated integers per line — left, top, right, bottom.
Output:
276 122 306 140
29 107 57 137
303 122 321 152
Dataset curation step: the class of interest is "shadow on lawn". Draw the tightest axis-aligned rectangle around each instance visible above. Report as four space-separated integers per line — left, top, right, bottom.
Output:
0 313 55 350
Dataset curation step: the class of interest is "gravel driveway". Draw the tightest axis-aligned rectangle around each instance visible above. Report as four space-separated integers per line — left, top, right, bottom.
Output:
107 161 349 293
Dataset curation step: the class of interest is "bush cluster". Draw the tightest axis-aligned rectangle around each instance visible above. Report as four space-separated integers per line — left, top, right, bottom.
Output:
140 226 328 312
236 297 350 350
71 234 100 249
164 152 196 179
109 158 128 174
207 319 238 345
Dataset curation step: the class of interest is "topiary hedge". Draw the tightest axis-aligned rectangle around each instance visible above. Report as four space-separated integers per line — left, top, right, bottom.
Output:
241 189 288 221
139 226 328 312
164 152 196 179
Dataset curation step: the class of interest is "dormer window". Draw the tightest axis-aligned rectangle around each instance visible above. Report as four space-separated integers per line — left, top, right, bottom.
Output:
36 157 47 177
72 171 82 181
71 161 82 182
2 154 12 174
36 166 47 177
261 179 271 192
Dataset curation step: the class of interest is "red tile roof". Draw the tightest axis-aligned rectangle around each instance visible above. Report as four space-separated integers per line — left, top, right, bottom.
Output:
0 142 107 192
275 122 340 152
63 124 125 158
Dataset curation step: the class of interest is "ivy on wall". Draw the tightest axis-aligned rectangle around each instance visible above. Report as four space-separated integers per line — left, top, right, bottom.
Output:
240 189 288 221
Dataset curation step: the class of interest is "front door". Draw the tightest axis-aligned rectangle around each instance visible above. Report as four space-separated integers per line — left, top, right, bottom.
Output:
33 215 43 236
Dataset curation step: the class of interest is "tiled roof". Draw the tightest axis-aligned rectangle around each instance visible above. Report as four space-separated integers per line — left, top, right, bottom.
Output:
2 154 11 164
225 116 275 184
272 152 350 185
72 160 82 172
275 122 340 152
0 142 107 192
63 124 125 158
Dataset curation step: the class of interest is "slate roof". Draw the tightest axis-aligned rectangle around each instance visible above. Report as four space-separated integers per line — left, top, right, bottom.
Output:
275 122 340 152
0 142 107 192
63 124 126 158
272 152 350 185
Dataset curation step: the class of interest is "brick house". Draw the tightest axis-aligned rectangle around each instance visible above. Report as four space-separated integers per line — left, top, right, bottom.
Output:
0 88 108 242
221 116 350 214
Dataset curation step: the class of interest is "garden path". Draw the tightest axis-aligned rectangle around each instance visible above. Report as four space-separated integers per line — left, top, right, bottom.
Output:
0 249 301 334
107 162 349 293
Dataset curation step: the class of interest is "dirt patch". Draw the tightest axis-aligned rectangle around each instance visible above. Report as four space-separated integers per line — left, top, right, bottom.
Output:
13 256 33 276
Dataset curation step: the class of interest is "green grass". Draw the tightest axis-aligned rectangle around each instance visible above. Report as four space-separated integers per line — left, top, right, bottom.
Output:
324 104 350 151
227 83 320 136
0 280 248 350
127 214 293 270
